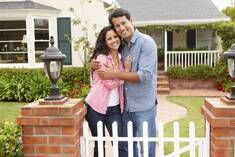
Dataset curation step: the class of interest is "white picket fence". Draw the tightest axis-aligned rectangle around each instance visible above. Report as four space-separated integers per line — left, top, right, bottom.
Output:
165 50 221 71
80 121 210 157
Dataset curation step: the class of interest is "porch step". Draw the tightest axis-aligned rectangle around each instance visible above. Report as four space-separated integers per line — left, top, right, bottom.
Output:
157 87 170 95
157 71 170 95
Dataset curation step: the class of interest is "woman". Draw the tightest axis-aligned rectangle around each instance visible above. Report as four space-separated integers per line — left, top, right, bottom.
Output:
85 26 130 157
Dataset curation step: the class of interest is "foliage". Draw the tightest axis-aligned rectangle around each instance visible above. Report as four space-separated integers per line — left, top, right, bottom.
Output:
167 61 233 92
0 67 90 102
0 121 23 157
167 65 214 80
142 21 235 51
213 58 233 92
67 79 91 98
223 7 235 21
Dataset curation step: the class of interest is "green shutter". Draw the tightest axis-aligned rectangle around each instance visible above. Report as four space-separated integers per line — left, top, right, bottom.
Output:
57 18 72 65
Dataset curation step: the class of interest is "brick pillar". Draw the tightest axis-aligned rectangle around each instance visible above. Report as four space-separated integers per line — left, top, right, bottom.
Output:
201 97 235 157
17 98 86 157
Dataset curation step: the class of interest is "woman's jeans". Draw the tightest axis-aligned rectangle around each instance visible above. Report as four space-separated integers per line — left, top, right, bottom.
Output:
85 104 127 157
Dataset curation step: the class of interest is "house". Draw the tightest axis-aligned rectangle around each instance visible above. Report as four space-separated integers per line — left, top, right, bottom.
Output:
0 0 114 68
116 0 230 70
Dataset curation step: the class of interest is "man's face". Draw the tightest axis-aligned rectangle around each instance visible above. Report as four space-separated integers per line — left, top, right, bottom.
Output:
112 16 135 42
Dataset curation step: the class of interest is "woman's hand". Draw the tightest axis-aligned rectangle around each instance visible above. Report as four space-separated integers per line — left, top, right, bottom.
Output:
91 59 102 70
124 55 132 72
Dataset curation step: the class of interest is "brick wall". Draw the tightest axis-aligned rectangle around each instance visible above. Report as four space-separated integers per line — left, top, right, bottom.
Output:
202 97 235 157
17 98 86 157
170 79 215 89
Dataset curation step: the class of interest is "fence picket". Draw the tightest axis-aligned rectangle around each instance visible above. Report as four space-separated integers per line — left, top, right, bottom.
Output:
112 122 118 157
189 121 196 157
143 121 149 157
173 122 180 157
97 121 104 157
127 121 134 157
158 122 165 157
83 121 89 157
81 121 209 157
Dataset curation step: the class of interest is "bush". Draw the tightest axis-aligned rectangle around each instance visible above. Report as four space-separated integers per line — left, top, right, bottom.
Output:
0 121 23 157
167 62 233 92
0 67 90 102
167 65 213 80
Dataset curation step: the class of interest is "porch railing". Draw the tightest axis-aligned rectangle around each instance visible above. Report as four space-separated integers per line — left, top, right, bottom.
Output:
164 50 221 71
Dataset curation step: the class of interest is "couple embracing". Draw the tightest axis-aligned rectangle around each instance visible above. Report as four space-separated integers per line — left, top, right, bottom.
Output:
85 8 158 157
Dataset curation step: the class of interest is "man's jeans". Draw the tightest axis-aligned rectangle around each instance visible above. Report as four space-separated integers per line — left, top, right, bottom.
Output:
122 105 157 157
85 104 127 157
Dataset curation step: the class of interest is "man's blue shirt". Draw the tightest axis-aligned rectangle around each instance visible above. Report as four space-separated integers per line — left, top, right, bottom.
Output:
121 29 157 112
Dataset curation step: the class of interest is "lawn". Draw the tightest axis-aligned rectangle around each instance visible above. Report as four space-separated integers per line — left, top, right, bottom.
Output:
164 96 205 156
0 102 26 122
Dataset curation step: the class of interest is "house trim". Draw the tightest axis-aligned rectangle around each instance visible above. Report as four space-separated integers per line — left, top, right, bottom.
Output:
134 18 230 27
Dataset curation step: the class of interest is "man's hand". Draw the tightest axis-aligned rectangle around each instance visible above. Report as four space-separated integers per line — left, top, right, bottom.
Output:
97 69 116 80
91 59 102 70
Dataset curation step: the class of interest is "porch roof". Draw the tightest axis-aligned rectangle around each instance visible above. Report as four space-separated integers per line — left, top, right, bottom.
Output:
0 1 60 11
116 0 230 26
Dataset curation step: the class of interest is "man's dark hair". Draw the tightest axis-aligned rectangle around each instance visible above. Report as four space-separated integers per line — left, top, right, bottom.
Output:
108 8 131 26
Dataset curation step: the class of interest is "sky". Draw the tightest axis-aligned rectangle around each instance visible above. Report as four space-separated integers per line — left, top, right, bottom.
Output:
209 0 231 10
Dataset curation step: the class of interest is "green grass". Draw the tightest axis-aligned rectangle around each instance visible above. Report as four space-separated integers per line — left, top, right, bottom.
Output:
164 96 205 156
0 102 26 122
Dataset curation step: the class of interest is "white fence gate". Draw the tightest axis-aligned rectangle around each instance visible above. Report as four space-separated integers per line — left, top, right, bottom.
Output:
80 121 210 157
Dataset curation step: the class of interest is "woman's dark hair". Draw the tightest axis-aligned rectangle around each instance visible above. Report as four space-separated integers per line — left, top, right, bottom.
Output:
108 8 131 26
90 25 122 60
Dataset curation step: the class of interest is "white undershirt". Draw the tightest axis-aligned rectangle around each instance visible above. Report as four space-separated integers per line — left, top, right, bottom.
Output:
107 87 119 107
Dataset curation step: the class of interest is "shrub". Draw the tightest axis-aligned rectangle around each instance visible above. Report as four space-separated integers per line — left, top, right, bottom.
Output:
0 67 90 102
167 62 233 92
167 65 213 80
0 121 23 157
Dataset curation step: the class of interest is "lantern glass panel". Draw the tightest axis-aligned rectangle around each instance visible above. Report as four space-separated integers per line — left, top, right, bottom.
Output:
50 61 61 80
228 58 235 78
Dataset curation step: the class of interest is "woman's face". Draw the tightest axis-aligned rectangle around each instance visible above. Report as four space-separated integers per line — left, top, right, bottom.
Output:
105 29 121 51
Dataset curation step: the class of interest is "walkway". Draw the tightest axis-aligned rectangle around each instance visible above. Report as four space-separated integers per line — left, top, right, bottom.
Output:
157 89 227 124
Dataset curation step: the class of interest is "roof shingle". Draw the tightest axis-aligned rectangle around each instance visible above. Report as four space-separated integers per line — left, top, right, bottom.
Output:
117 0 229 25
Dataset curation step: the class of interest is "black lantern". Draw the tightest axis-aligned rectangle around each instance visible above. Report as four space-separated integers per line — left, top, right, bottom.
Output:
40 36 66 100
223 44 235 100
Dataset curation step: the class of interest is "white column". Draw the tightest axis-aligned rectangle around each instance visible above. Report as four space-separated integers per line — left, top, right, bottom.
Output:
164 30 167 71
26 15 35 66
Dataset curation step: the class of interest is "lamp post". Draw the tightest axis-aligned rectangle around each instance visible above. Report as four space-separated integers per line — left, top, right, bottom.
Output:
223 44 235 100
40 36 66 100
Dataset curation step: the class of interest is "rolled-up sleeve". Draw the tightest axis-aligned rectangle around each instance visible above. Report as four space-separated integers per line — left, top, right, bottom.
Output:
137 38 157 82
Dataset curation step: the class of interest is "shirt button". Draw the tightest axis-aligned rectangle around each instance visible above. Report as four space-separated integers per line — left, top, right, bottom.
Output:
125 88 128 90
126 97 129 100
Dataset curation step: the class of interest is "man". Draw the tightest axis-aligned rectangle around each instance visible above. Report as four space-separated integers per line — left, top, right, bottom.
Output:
93 8 157 157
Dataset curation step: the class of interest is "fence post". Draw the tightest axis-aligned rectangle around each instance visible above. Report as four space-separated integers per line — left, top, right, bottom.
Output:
17 98 86 157
201 97 235 157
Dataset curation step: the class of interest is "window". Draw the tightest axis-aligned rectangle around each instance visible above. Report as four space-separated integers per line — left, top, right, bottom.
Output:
34 18 49 62
197 30 216 50
0 20 28 63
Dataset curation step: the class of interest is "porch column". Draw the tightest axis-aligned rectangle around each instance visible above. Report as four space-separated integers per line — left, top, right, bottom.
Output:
201 97 235 157
17 98 86 157
164 30 167 71
26 15 35 66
